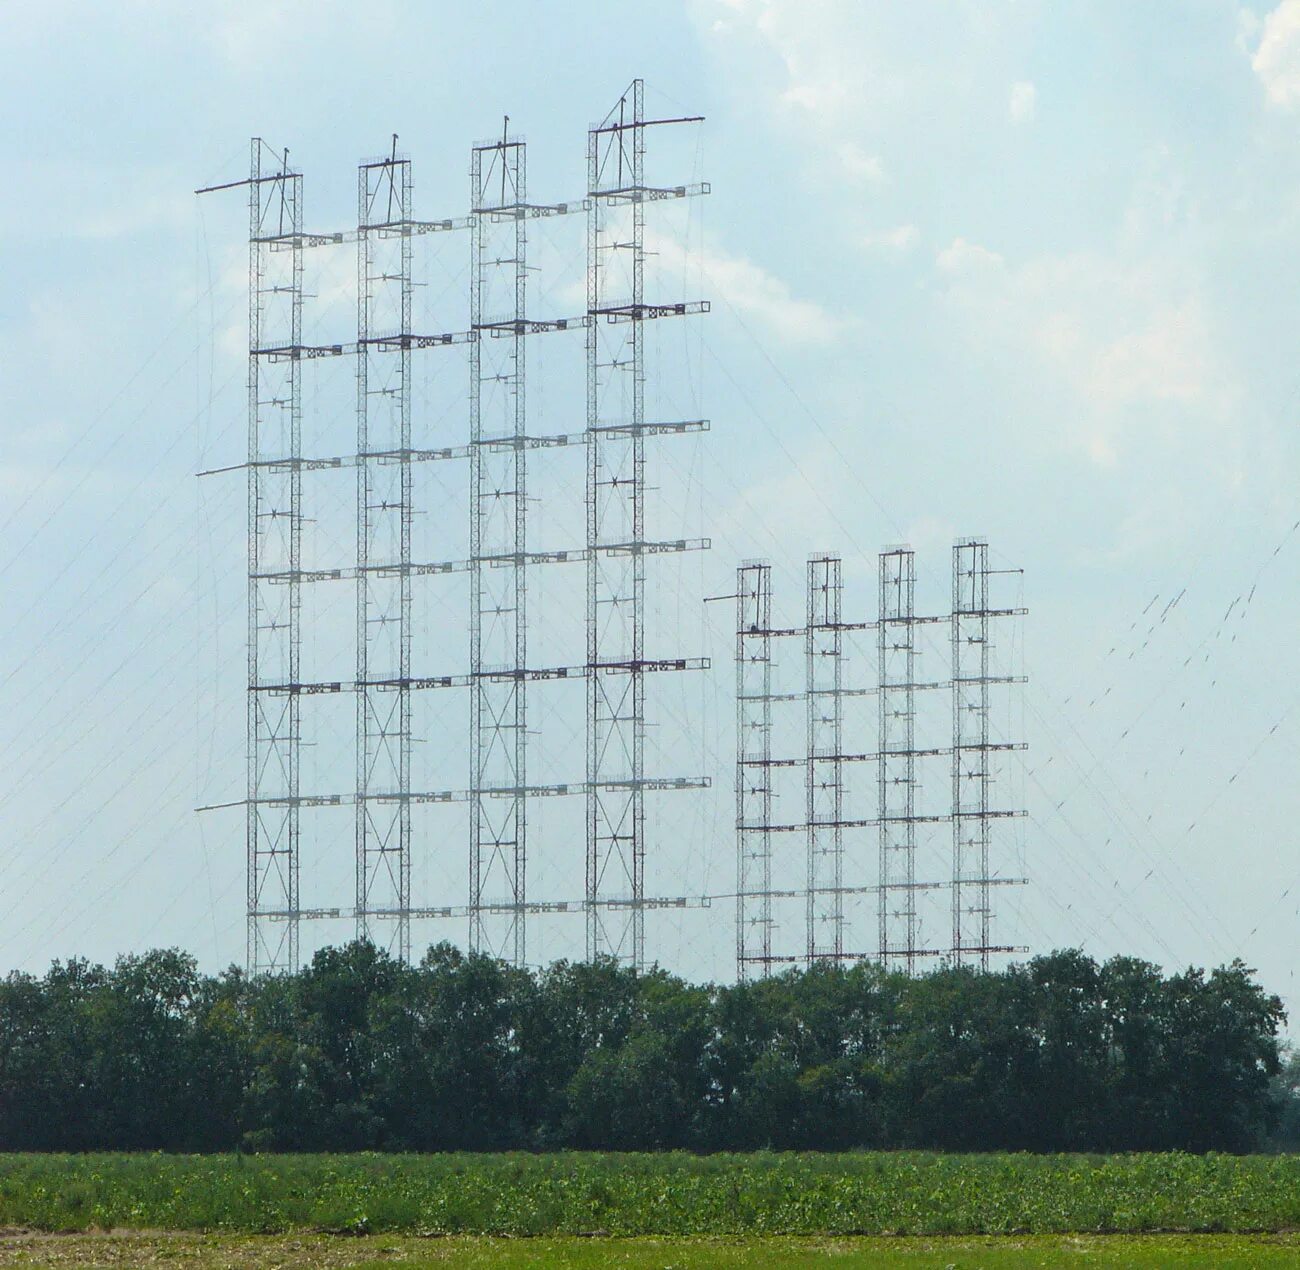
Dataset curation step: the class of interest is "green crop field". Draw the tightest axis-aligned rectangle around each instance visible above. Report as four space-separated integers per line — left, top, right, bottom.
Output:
2 1152 1300 1239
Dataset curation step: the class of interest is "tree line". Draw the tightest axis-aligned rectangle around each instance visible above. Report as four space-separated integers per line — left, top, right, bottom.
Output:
0 941 1285 1153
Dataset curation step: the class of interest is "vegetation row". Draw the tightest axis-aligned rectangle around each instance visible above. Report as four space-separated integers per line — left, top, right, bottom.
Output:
0 941 1285 1153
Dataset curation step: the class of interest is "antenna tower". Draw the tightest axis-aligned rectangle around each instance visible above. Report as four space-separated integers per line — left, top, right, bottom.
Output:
355 142 414 961
877 547 921 971
806 554 851 963
467 127 531 965
466 127 584 962
876 546 957 970
950 538 1027 967
736 562 776 977
245 140 306 974
734 562 805 977
585 80 710 969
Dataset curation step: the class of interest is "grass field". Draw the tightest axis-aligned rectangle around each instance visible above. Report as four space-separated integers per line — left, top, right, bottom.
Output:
2 1152 1300 1239
3 1233 1300 1268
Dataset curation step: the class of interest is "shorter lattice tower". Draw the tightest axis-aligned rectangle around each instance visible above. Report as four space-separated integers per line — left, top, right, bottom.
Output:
875 547 954 970
950 538 1027 968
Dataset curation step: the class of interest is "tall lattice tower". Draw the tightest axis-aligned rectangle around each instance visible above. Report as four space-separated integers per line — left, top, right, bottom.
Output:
465 125 583 964
584 80 709 969
355 144 414 962
468 129 531 967
240 141 325 974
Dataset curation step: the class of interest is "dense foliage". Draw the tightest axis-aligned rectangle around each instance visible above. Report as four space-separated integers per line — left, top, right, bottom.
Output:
0 943 1283 1153
5 1152 1300 1236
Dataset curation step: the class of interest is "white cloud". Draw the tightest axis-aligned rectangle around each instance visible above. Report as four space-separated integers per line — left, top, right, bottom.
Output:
208 0 337 68
835 142 885 183
0 160 191 243
935 237 1005 275
715 443 860 567
1237 7 1263 55
1252 0 1300 105
708 0 912 124
696 0 1018 134
1009 80 1037 124
934 238 1234 464
1088 298 1208 407
902 514 957 554
1098 485 1203 560
76 191 192 242
647 231 843 344
861 224 919 253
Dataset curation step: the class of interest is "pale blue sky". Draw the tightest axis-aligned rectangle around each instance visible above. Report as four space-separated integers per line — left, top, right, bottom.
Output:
4 2 1300 1012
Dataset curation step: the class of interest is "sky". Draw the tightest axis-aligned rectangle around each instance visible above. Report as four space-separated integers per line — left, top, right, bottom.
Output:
4 1 1300 1013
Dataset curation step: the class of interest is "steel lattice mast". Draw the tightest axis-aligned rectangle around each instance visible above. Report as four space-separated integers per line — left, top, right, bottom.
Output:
733 562 807 978
468 126 530 965
874 546 956 971
355 142 414 961
805 554 846 964
736 562 776 978
951 540 988 965
950 538 1027 968
585 82 647 968
246 139 305 974
877 547 919 971
584 80 709 969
